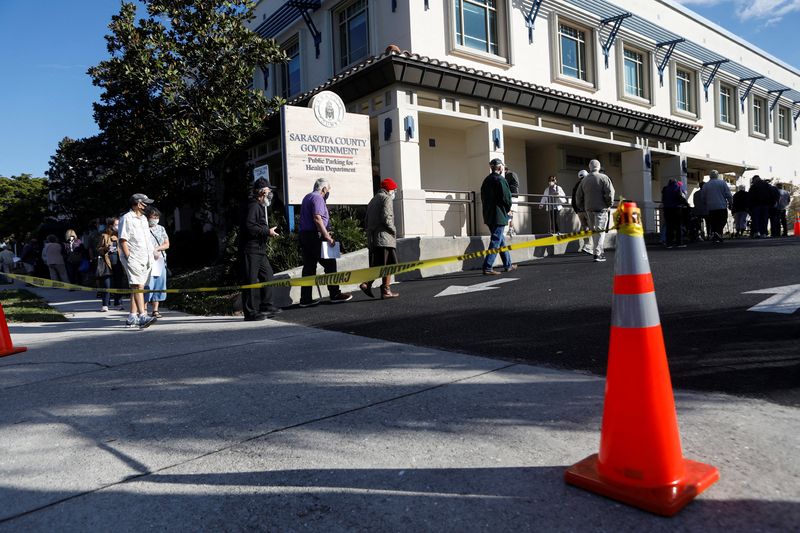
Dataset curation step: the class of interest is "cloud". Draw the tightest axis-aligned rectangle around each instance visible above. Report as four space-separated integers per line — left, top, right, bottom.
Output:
672 0 800 23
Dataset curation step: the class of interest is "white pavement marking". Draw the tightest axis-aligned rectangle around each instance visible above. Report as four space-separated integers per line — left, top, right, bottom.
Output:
434 278 519 298
743 284 800 314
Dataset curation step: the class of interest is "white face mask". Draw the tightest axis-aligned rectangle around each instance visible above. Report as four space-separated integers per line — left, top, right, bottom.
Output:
390 190 396 200
149 218 159 227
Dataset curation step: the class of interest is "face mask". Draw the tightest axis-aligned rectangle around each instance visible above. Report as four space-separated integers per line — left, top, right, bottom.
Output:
390 190 396 200
113 225 119 232
149 219 159 227
68 237 75 241
323 191 330 201
549 182 556 188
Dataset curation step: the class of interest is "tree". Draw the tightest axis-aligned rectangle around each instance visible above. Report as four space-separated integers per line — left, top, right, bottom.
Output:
46 136 118 222
0 174 50 243
88 0 287 213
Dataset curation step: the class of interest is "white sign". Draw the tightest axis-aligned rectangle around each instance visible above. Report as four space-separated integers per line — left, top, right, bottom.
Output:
282 91 373 205
253 164 269 184
743 284 800 314
435 278 519 297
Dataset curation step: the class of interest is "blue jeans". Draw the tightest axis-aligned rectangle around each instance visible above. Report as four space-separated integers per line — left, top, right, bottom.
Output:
482 224 512 271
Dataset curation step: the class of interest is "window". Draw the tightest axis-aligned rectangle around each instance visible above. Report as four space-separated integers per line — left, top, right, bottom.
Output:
676 69 692 112
335 0 369 70
559 24 587 81
550 14 595 90
776 105 791 144
752 95 767 136
454 0 499 55
714 81 738 130
280 39 301 98
623 49 644 98
719 85 732 124
670 64 698 117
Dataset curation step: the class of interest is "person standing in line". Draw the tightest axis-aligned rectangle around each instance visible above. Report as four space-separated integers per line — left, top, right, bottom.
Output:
0 244 14 284
776 182 791 237
571 169 592 254
96 217 125 312
766 179 782 238
144 206 170 318
480 158 516 275
505 165 520 236
690 182 707 241
239 178 282 321
661 178 689 248
731 185 750 238
63 229 86 285
748 175 778 239
42 234 69 282
539 175 566 234
298 178 353 307
19 237 39 276
701 170 732 243
119 193 157 329
575 159 615 262
360 178 400 299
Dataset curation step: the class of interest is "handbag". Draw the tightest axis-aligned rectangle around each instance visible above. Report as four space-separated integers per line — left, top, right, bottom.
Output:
96 256 111 277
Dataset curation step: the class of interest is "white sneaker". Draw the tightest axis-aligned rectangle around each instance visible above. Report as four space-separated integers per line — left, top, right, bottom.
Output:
100 306 109 312
138 315 156 329
594 254 607 262
125 315 138 328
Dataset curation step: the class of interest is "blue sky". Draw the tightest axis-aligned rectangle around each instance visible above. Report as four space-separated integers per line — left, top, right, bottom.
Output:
1 1 799 178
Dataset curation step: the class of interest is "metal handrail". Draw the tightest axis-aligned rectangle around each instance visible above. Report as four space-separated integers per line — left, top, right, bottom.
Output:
424 189 476 236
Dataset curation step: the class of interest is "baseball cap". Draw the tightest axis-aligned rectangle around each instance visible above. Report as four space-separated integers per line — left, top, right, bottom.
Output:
578 170 588 178
489 158 504 167
130 193 154 205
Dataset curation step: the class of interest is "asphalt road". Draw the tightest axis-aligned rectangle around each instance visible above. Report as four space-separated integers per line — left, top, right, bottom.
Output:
277 237 800 407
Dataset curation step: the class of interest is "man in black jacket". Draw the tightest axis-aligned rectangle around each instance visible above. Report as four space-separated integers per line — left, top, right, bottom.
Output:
240 177 281 321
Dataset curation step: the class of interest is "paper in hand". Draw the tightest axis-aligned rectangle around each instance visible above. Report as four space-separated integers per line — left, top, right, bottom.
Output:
321 241 341 259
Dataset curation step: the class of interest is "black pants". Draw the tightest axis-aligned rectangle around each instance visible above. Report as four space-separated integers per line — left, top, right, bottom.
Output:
707 209 728 238
241 252 274 318
663 207 683 246
299 231 341 304
779 209 788 236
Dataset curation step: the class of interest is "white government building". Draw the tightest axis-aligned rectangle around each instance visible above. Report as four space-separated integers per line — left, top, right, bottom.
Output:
246 0 800 238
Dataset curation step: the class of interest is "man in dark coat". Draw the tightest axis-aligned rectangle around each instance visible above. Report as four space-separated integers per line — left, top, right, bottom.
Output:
661 178 689 248
239 177 281 321
480 158 515 275
748 175 779 239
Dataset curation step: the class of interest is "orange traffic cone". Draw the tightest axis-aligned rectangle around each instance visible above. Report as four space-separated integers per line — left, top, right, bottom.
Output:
793 213 800 237
0 301 27 358
565 202 718 516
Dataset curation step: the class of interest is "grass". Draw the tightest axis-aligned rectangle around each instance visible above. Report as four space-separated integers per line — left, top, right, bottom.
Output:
0 289 68 323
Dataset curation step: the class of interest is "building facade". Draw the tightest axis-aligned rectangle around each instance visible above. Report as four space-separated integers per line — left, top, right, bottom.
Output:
246 0 800 237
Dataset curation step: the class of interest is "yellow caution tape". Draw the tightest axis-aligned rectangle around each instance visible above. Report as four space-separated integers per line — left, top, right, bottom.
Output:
3 229 601 294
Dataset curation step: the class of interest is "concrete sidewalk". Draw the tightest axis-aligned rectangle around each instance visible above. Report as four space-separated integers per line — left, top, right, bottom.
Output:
0 283 797 531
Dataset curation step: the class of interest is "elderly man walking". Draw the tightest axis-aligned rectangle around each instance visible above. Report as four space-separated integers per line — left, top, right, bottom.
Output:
359 178 400 299
703 170 733 243
480 158 516 275
118 193 156 329
576 160 615 262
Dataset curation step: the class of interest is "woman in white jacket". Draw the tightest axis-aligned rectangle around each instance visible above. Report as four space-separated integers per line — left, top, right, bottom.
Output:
539 176 567 234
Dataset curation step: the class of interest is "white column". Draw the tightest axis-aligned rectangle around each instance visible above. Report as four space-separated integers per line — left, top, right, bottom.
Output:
377 92 424 237
621 149 655 231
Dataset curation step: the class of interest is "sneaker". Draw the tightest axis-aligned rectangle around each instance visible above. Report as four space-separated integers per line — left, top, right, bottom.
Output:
244 313 267 322
594 254 607 262
482 269 501 276
100 306 109 312
504 264 518 272
261 305 282 317
330 292 353 303
138 315 156 329
299 299 321 308
125 315 138 328
677 244 687 248
582 248 594 255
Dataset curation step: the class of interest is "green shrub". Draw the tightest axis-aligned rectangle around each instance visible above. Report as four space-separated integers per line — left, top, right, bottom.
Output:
330 206 367 254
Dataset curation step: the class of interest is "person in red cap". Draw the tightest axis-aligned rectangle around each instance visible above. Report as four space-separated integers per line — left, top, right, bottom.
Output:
360 178 400 299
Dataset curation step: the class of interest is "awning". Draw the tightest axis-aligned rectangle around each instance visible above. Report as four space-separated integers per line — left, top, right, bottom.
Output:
685 154 758 176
